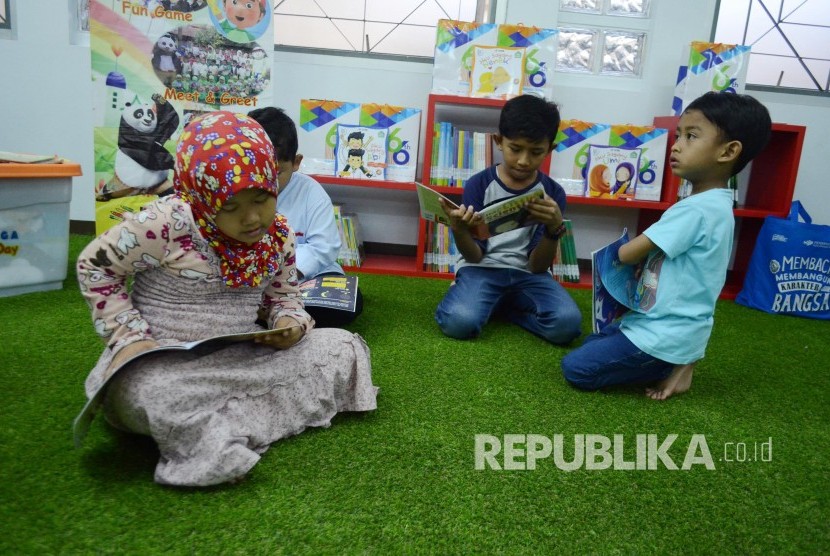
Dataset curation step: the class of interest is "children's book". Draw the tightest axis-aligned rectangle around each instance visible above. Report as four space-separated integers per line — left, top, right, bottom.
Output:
415 182 544 239
300 275 359 312
590 228 648 333
469 45 526 99
586 145 641 200
334 124 388 179
72 326 300 447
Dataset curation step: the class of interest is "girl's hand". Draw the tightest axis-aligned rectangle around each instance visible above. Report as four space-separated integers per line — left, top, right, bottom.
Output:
106 339 160 378
254 316 305 350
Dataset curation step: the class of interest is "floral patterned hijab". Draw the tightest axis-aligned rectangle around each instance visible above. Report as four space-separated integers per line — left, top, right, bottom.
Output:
174 110 287 288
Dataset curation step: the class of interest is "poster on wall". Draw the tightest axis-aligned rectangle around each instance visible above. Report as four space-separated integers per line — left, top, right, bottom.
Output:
89 0 274 233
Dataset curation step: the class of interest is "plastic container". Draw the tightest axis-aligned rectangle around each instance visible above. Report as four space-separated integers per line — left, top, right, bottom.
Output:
0 161 83 297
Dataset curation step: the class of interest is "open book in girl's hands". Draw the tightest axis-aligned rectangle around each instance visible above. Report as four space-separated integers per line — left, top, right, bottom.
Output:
591 229 649 333
72 326 300 447
415 182 544 240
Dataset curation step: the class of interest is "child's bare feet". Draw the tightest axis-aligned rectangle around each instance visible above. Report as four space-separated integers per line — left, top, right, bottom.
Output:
645 363 695 400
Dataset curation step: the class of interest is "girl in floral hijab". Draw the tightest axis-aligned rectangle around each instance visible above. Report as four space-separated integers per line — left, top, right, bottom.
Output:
175 110 284 287
76 110 377 486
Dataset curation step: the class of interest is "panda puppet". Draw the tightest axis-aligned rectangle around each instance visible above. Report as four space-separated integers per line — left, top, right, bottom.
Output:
97 94 180 201
151 33 182 86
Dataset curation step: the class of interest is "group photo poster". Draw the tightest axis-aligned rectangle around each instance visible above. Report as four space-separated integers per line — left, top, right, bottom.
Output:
90 0 275 233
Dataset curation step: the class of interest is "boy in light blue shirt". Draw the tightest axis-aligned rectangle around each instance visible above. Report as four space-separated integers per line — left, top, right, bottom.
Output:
562 92 772 400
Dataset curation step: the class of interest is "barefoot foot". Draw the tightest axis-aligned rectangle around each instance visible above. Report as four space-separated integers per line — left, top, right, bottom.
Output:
645 363 695 400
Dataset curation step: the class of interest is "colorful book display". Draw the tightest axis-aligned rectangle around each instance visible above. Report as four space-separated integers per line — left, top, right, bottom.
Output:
360 103 421 182
549 120 611 196
298 99 360 176
432 20 558 100
428 122 494 188
423 221 458 274
586 145 641 200
549 120 668 201
298 99 420 182
671 41 750 116
608 124 668 202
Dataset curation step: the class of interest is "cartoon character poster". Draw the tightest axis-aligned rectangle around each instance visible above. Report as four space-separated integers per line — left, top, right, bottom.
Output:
90 0 274 233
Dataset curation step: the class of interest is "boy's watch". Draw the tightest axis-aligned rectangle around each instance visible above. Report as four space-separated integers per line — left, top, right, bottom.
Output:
543 222 567 240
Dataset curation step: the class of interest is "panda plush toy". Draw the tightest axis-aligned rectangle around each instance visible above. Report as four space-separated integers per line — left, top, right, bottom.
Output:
97 94 180 201
151 33 182 86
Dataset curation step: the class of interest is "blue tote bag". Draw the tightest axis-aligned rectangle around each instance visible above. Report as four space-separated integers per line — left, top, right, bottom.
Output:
736 201 830 320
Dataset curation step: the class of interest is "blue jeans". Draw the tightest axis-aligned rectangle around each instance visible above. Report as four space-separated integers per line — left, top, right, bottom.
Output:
435 266 582 345
561 322 673 390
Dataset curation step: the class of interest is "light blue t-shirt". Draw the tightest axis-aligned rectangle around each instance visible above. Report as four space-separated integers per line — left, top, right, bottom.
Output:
621 188 734 364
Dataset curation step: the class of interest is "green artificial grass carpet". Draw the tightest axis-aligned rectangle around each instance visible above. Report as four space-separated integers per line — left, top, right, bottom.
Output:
1 234 828 554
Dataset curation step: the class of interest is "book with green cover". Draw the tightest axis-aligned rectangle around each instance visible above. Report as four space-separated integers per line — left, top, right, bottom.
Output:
415 182 544 240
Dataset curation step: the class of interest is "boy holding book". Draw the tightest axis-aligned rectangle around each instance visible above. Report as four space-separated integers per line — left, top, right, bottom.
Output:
249 107 363 327
562 92 772 400
434 95 582 344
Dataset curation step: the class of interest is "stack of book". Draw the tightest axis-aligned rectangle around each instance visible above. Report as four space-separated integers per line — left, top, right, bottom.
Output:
422 221 458 273
429 122 494 188
551 220 580 283
333 205 364 268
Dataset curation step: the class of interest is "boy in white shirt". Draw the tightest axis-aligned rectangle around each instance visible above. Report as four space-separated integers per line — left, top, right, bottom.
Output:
250 107 363 327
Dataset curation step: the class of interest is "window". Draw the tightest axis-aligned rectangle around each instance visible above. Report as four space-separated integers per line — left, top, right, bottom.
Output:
78 0 89 32
556 0 652 78
273 0 496 58
0 0 11 30
713 0 830 93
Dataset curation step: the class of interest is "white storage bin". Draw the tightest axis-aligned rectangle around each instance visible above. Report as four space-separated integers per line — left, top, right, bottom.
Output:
0 162 82 297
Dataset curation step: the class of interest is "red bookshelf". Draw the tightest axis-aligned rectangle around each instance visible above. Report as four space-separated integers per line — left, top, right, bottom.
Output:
313 100 806 300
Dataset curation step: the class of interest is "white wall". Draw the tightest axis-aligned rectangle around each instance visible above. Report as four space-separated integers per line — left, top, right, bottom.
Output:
1 0 827 251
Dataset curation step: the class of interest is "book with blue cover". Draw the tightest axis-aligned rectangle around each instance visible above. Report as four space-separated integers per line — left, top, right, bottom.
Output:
591 228 648 333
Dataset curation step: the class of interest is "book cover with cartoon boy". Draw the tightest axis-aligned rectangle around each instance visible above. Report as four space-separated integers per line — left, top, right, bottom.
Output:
470 46 526 99
298 99 361 176
586 145 641 200
334 125 389 180
359 104 421 182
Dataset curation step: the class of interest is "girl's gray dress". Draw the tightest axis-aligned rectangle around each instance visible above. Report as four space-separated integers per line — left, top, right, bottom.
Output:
78 198 377 486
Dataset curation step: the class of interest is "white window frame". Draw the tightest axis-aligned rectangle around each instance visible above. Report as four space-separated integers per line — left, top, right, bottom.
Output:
712 0 830 96
273 0 498 61
71 0 90 46
0 0 14 38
